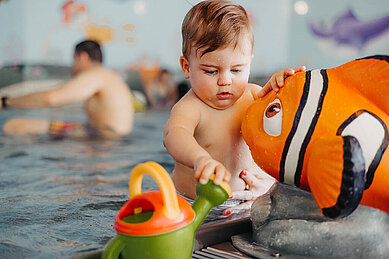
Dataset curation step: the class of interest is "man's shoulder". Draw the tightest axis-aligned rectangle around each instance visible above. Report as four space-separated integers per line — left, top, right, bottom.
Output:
80 66 118 78
80 66 126 87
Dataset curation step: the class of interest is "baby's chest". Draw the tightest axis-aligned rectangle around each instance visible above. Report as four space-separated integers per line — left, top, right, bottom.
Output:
195 112 244 149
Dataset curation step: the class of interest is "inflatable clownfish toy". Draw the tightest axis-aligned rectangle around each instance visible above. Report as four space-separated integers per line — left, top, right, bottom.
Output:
242 55 389 218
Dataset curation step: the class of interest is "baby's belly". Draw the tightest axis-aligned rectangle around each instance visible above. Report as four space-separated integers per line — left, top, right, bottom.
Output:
172 162 197 199
172 157 266 199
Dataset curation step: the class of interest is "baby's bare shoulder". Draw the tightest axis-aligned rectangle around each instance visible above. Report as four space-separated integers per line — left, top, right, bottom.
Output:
173 90 209 112
242 83 262 101
248 83 262 93
168 90 203 124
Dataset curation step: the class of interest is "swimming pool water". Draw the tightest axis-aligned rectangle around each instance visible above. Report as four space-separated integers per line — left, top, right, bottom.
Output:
0 105 174 259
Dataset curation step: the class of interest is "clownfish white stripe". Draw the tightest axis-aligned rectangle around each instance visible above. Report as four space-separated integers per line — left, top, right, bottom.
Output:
337 110 389 189
341 112 385 172
280 69 328 186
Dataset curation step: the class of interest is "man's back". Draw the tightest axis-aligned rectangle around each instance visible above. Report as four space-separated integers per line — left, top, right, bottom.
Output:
83 66 134 136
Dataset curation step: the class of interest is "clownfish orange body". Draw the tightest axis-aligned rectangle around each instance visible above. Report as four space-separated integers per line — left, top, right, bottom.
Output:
242 55 389 218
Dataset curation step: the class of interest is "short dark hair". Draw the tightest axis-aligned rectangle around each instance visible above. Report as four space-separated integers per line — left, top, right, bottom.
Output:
74 40 103 63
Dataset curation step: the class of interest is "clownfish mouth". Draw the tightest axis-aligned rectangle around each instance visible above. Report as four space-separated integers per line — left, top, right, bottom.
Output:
217 92 232 100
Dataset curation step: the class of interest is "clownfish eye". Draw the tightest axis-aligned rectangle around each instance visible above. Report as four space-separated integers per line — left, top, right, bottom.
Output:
265 103 281 118
263 99 282 136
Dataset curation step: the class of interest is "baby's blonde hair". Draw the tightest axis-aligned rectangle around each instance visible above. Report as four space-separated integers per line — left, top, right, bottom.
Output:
182 0 253 59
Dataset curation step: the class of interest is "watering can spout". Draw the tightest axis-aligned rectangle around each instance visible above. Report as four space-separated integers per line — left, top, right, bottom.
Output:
191 175 232 231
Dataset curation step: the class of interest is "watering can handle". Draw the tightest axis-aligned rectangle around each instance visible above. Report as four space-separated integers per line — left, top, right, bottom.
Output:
129 161 180 220
101 235 126 259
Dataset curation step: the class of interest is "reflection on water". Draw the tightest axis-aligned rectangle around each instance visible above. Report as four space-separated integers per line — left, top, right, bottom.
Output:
0 107 174 259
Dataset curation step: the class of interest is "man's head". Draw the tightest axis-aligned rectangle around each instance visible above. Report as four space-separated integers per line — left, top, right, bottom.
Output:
181 0 253 60
72 40 103 74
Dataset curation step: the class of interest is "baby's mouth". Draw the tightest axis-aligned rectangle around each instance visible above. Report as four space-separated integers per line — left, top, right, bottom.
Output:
217 92 232 100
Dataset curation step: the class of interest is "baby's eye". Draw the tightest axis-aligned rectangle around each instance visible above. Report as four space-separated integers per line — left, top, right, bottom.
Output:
231 69 241 73
204 70 217 75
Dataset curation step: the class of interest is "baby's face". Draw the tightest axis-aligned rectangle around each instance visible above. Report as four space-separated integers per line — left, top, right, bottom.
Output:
182 38 252 110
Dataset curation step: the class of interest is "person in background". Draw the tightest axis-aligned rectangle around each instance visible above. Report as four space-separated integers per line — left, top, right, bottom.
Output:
144 68 176 109
0 40 134 139
175 80 190 103
163 0 305 216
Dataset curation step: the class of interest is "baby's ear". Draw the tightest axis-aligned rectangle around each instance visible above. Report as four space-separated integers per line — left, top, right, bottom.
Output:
179 56 190 79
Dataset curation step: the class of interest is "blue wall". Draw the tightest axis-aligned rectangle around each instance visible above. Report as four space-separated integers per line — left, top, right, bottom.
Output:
0 0 290 74
0 0 26 64
0 0 388 75
289 0 389 70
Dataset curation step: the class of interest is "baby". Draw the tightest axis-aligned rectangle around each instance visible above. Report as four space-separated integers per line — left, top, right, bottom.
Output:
163 0 305 215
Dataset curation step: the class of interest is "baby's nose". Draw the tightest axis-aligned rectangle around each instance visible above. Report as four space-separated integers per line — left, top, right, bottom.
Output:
217 73 232 86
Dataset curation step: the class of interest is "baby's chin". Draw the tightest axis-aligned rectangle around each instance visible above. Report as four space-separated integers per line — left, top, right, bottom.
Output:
203 98 236 110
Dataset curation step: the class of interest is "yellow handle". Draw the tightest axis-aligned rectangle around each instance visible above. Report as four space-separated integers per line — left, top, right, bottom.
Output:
129 162 180 221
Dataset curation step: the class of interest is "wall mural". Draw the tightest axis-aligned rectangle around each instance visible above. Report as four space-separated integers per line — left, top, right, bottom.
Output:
2 34 24 65
309 8 389 56
61 0 136 44
39 0 137 63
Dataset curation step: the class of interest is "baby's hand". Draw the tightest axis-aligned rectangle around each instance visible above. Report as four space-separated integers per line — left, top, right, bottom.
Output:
258 66 306 98
194 156 231 185
222 170 275 215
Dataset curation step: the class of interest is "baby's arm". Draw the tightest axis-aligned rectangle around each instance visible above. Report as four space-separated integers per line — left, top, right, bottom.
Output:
258 66 306 97
163 100 231 185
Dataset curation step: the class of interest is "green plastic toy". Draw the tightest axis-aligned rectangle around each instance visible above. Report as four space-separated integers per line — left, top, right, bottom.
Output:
102 161 231 259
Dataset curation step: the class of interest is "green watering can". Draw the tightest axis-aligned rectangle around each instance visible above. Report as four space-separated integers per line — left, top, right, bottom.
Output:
102 161 231 259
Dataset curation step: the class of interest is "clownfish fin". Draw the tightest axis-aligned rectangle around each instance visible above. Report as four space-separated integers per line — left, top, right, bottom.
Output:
330 55 389 114
306 135 365 218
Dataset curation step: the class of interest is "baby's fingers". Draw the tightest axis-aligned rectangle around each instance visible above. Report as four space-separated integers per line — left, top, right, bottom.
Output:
261 76 279 95
213 164 228 185
284 68 296 77
277 68 297 86
240 170 275 196
294 65 306 73
198 163 215 184
194 156 208 180
194 162 204 181
269 76 280 91
257 82 273 98
276 73 286 87
239 169 258 187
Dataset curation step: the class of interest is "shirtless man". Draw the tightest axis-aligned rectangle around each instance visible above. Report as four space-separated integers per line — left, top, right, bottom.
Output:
0 40 133 138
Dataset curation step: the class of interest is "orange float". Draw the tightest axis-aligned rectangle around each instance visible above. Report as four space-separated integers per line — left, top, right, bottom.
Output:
242 55 389 218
